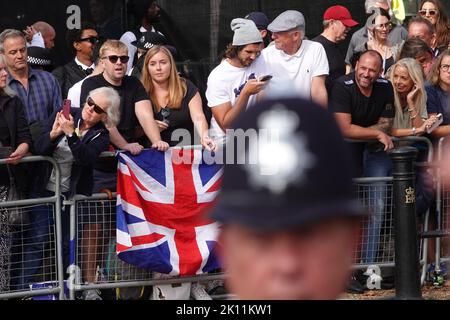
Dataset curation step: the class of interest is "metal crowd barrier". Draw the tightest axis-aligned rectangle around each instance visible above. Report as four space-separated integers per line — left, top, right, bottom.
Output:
348 137 434 286
0 156 64 300
1 136 443 299
435 137 450 272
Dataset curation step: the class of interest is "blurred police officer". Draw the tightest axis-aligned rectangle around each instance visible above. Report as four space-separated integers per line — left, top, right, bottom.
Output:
211 97 366 300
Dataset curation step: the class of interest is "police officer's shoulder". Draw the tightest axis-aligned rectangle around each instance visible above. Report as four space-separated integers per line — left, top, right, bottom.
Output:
335 73 355 87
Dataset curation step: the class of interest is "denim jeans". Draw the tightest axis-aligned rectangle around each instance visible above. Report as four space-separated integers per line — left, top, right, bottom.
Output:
362 149 392 264
14 191 70 290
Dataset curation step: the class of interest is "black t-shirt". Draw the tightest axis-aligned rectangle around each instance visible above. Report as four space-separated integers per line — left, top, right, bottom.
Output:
154 79 199 147
330 73 395 127
80 74 149 143
312 35 346 94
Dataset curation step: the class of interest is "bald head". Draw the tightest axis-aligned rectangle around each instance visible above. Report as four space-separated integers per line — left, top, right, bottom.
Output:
32 21 56 49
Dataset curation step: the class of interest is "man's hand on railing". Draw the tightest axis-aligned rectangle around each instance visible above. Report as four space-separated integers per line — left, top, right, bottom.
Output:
377 132 394 151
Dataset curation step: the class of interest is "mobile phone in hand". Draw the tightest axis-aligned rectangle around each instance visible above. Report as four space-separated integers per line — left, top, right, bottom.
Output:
426 113 443 134
259 75 273 82
0 147 13 159
62 99 71 120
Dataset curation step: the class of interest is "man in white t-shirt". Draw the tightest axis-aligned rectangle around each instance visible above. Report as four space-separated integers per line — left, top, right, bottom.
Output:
206 18 269 143
262 10 329 108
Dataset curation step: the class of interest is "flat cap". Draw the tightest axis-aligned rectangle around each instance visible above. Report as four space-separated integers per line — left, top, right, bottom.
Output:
268 10 305 33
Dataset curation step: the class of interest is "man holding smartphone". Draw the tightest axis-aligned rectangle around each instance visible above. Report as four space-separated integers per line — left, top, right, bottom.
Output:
206 18 270 145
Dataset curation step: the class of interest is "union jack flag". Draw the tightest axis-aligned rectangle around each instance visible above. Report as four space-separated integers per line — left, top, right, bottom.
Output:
116 148 223 276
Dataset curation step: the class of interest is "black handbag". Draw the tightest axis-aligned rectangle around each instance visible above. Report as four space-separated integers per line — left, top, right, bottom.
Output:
6 164 29 226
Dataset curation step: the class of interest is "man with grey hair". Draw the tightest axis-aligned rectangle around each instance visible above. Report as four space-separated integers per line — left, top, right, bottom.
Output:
262 10 329 108
313 5 359 94
345 0 407 72
0 29 61 138
206 18 269 145
0 28 62 291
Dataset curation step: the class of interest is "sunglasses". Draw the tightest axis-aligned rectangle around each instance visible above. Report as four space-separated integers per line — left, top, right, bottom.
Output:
102 55 130 64
419 9 438 16
87 97 106 115
78 37 99 44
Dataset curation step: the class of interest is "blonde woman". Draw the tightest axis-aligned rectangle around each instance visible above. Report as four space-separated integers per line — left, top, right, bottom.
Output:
141 45 215 150
389 58 438 137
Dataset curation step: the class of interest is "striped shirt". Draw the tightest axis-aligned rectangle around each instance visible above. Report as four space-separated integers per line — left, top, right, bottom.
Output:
8 68 62 124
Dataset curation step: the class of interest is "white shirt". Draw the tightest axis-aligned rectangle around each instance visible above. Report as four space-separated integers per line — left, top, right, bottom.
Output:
28 32 45 48
206 56 269 143
75 57 95 71
262 40 329 100
67 78 86 109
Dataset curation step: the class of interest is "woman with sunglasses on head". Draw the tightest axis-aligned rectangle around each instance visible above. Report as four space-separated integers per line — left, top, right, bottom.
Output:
418 0 450 55
141 45 216 151
33 86 120 299
352 8 401 77
426 50 450 138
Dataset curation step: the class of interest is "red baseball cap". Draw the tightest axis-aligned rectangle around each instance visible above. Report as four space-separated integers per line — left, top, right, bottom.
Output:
324 5 359 27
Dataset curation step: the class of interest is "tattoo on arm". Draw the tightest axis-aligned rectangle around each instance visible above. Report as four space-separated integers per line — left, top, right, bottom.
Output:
369 118 393 134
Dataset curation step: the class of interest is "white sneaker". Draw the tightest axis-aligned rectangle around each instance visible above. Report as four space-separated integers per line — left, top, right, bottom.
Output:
190 283 212 300
82 289 102 300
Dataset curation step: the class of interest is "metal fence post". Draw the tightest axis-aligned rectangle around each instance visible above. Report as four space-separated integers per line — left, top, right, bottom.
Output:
389 146 422 300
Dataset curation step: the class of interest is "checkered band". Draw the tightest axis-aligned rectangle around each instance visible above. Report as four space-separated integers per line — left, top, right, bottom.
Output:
143 42 155 49
27 56 52 66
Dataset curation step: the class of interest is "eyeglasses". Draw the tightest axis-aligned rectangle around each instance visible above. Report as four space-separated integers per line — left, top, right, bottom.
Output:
419 9 438 16
102 55 130 64
87 97 106 114
374 22 392 30
78 37 99 45
440 64 450 72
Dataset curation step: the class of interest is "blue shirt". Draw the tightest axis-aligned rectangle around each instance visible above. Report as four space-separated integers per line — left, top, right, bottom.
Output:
425 84 450 125
8 68 62 124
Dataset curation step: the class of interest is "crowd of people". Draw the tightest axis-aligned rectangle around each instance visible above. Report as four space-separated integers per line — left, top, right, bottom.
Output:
0 0 449 300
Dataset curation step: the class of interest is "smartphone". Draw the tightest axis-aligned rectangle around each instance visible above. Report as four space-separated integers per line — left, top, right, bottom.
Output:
426 113 444 134
0 146 13 159
62 99 71 120
259 75 273 82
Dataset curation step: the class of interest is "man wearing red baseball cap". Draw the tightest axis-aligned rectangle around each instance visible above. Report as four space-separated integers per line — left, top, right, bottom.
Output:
312 5 358 94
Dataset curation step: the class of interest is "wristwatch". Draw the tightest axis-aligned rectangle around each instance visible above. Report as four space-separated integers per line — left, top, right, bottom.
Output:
412 127 416 136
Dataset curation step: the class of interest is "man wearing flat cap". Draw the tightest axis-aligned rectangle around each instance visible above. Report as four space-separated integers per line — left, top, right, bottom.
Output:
262 10 329 108
206 18 269 145
212 97 365 300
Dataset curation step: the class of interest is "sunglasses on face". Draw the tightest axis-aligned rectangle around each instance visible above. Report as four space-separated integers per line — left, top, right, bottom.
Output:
78 37 99 45
102 55 130 64
419 9 438 16
87 97 106 115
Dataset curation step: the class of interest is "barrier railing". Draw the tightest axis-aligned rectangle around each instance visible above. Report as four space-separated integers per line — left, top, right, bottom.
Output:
435 137 450 273
347 136 434 286
0 156 64 300
0 136 443 299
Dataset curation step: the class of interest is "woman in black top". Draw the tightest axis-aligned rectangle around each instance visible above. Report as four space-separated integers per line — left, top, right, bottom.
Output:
0 54 32 292
141 45 215 150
